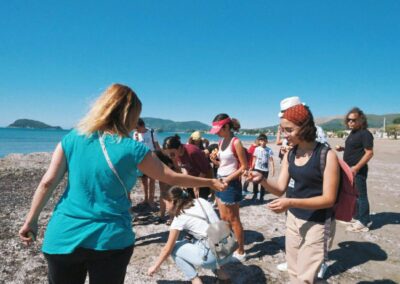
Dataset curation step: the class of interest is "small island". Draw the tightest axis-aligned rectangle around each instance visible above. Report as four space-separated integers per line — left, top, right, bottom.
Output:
8 119 63 130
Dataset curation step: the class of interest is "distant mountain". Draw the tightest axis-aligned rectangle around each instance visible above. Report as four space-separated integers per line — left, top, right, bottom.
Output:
8 119 63 130
142 117 210 132
243 113 400 133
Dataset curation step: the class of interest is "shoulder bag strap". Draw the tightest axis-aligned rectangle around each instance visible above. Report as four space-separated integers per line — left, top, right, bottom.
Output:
98 132 131 201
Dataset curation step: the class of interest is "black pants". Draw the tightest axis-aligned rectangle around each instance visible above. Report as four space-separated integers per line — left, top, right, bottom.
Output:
44 245 134 284
253 170 269 199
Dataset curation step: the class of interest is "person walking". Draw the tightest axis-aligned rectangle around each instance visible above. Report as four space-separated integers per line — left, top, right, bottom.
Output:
336 107 374 232
133 118 161 208
18 83 226 284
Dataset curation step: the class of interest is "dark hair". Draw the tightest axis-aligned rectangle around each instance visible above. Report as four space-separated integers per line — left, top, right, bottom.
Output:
207 143 218 153
165 187 194 217
345 107 368 129
257 133 268 141
137 118 145 127
296 106 317 142
163 135 182 150
212 113 241 132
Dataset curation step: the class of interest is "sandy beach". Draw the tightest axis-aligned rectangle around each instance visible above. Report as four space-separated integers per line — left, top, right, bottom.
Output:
0 138 399 284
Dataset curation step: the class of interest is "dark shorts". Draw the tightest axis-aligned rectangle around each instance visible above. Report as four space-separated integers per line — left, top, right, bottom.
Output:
215 177 242 205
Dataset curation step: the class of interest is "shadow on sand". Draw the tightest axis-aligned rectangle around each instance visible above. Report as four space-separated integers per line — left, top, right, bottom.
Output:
156 264 267 284
369 212 400 231
326 241 388 279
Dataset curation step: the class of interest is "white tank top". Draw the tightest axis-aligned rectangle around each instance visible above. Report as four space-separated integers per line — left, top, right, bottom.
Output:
217 137 238 176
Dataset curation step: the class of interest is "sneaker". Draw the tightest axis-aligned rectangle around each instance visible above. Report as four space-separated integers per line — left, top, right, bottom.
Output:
231 251 247 262
317 262 328 279
276 262 288 271
337 218 357 225
346 220 369 232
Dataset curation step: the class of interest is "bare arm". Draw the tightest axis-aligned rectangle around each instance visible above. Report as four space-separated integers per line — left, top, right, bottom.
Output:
148 229 180 276
225 139 247 182
19 143 67 245
138 152 226 191
269 156 275 177
352 148 373 174
268 150 340 213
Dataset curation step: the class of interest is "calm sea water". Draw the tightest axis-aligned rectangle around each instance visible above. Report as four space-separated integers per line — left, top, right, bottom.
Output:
0 128 272 158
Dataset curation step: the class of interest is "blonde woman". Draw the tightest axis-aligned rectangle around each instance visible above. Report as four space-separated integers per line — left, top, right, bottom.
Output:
18 84 226 284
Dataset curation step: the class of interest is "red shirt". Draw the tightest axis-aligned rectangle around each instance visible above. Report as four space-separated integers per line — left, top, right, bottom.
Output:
179 144 211 176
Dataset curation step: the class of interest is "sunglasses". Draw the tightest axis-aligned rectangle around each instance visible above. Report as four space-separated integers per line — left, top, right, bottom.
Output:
347 118 357 123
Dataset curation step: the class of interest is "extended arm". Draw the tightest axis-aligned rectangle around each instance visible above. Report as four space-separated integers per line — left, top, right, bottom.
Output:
148 229 180 276
19 143 67 245
138 152 226 191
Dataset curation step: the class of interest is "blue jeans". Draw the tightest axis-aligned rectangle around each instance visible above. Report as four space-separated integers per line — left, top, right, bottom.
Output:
171 239 230 280
355 173 371 226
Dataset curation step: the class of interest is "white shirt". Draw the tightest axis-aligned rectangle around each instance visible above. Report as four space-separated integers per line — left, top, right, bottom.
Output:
133 128 158 151
170 198 219 239
254 146 273 172
217 138 238 177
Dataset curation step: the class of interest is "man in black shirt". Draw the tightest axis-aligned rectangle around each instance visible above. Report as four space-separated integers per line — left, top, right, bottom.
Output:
336 107 374 232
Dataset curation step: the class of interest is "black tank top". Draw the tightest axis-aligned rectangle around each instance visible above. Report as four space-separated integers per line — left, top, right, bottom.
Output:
287 143 331 223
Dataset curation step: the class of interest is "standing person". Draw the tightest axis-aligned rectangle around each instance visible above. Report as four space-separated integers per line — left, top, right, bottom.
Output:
247 103 340 283
148 187 231 284
336 107 374 232
133 118 161 208
242 138 259 194
188 131 210 151
251 134 275 202
209 113 247 261
18 83 226 284
163 135 213 200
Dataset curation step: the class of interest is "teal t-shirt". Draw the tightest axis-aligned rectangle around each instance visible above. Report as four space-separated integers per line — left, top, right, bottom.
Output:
42 130 150 254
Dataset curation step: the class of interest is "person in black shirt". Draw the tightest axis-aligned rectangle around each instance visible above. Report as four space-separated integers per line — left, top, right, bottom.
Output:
336 107 374 232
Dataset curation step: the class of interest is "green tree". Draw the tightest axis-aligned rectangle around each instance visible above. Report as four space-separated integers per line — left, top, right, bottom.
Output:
393 117 400 124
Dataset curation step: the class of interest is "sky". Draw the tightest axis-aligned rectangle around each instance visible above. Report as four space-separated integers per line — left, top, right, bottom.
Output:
0 0 399 129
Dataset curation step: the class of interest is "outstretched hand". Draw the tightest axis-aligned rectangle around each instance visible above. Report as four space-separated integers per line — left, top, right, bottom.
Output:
147 265 159 276
243 170 263 183
212 178 228 192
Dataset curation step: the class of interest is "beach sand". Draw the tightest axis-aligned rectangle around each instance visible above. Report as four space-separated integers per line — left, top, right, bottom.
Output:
0 138 399 283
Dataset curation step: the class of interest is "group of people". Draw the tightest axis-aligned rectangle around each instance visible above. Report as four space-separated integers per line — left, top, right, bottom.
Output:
19 84 374 284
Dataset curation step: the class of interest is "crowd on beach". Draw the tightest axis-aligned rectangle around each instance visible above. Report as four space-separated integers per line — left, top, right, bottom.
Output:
18 83 375 284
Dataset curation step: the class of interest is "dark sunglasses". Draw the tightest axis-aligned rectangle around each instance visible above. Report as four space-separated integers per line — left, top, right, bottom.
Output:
347 118 357 123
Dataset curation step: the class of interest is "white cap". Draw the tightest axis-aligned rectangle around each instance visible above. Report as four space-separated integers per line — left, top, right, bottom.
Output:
278 96 303 117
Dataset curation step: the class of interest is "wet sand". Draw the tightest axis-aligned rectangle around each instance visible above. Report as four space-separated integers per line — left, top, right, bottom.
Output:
0 138 399 283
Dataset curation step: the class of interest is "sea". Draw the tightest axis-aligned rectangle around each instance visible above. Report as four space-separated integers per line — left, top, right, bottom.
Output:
0 128 274 158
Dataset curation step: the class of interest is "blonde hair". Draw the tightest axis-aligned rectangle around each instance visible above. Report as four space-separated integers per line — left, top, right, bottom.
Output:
77 83 142 137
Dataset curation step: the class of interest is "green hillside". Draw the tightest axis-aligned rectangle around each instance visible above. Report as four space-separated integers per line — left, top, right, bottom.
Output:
242 113 400 133
8 119 62 130
142 117 210 132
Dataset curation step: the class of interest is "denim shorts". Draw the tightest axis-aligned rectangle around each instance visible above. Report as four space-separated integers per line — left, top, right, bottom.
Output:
215 177 242 205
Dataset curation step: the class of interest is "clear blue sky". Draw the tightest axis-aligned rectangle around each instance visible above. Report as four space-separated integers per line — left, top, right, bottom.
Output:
0 1 399 129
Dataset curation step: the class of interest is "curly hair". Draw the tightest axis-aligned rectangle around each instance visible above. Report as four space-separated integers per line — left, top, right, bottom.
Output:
345 107 368 129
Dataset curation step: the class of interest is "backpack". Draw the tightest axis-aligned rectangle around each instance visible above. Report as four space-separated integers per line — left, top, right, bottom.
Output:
185 200 238 264
218 137 251 169
319 146 359 222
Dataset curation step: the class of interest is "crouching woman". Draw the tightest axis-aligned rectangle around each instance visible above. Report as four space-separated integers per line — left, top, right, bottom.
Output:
148 187 230 284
